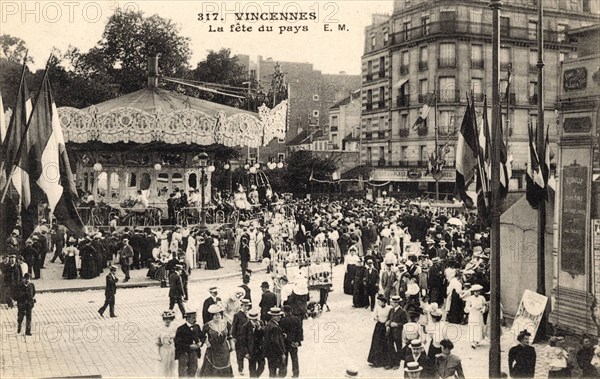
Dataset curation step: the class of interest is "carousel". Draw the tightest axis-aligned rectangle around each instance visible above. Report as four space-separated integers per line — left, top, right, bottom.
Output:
57 57 288 226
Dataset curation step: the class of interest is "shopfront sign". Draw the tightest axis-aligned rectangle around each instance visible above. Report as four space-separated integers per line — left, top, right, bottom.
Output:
560 162 588 277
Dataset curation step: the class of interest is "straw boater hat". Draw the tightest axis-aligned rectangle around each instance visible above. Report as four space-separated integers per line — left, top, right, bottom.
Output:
390 295 401 303
409 339 423 350
345 366 359 378
471 284 484 292
162 310 176 320
404 362 423 373
209 286 219 293
247 309 259 320
268 307 283 316
208 304 223 314
241 299 251 307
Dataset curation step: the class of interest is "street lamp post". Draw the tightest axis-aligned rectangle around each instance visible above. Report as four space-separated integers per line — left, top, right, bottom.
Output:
194 151 209 231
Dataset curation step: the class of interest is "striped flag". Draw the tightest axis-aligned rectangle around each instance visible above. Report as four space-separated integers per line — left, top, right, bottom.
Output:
0 90 20 246
455 101 478 208
526 120 547 209
20 71 84 237
412 92 435 130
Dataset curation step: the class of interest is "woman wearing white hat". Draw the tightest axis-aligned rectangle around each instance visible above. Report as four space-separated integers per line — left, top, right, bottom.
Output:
199 304 234 377
156 310 177 377
464 284 486 348
62 237 79 280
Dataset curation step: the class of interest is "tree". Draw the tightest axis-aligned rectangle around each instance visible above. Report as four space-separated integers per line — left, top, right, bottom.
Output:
281 150 340 195
190 48 249 107
0 35 32 64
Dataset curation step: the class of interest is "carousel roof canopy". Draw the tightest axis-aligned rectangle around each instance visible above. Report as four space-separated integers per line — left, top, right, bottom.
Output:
58 59 287 149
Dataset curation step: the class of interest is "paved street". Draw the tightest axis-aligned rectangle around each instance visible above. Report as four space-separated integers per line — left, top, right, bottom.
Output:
4 264 562 378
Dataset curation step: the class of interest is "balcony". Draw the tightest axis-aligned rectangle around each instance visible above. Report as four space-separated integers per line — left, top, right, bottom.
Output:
390 20 569 47
471 59 484 69
400 65 409 75
399 129 409 138
396 95 410 107
378 100 386 109
529 94 538 105
366 103 373 111
438 57 456 68
366 73 373 81
398 160 428 167
438 90 461 103
418 61 428 71
379 70 386 79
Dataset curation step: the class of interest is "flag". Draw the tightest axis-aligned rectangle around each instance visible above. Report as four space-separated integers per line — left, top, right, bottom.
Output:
455 101 478 208
309 169 314 182
20 71 84 237
0 90 20 249
526 121 547 209
412 92 435 130
1 60 32 207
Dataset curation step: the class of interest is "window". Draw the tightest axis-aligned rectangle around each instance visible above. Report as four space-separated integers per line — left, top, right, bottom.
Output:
470 10 482 33
331 116 338 131
379 56 386 78
401 114 408 130
379 87 386 108
401 51 410 74
500 79 509 96
371 35 376 48
419 79 428 102
401 146 408 161
529 81 538 104
500 16 510 35
420 145 428 163
439 43 456 67
471 45 484 68
383 30 389 45
379 116 386 133
421 16 430 36
558 24 568 43
472 78 483 101
439 111 453 134
500 47 511 70
403 21 412 40
439 77 456 102
313 94 320 101
250 69 257 79
367 60 373 81
379 147 386 162
313 110 320 118
440 10 456 33
559 52 566 63
419 46 428 71
128 172 137 187
528 20 537 39
529 50 538 72
367 147 373 163
583 0 591 12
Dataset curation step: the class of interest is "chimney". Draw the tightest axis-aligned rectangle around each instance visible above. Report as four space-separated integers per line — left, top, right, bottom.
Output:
148 55 159 88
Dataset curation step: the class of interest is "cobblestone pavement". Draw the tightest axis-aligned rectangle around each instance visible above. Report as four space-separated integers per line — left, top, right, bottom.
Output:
0 264 551 378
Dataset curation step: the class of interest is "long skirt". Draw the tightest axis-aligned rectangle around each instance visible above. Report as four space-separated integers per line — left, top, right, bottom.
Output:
62 256 78 279
343 265 357 295
446 290 464 324
367 322 391 368
205 246 221 270
468 310 485 343
353 282 368 308
157 346 176 377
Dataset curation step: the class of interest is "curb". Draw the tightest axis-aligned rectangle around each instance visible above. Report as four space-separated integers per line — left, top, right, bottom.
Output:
37 267 267 294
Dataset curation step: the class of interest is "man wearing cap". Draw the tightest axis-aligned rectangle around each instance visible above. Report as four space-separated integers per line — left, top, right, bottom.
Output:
259 281 277 322
202 287 221 325
404 339 435 378
98 265 119 317
387 295 409 369
232 299 252 376
263 307 286 377
15 273 35 335
174 310 206 377
169 265 186 318
428 257 445 306
436 240 449 260
119 238 133 282
508 330 536 378
21 239 37 278
280 305 303 378
381 260 397 304
242 309 265 377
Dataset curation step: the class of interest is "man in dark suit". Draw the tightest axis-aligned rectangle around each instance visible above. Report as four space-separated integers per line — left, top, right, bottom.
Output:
403 339 435 377
174 311 205 377
508 330 536 378
240 274 252 303
279 305 303 378
240 232 251 278
259 281 277 322
263 307 286 377
169 265 186 318
243 309 265 378
119 238 133 282
15 273 35 335
202 287 221 325
386 295 409 369
363 258 379 311
98 265 118 317
232 299 251 375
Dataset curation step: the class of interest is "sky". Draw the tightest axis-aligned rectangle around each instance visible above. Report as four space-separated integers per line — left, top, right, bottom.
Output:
1 0 394 75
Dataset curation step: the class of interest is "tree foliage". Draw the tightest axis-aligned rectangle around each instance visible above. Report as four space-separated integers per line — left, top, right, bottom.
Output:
280 150 340 194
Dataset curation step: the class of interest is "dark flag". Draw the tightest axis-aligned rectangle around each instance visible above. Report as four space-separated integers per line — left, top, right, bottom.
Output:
526 121 547 209
21 71 85 237
455 100 478 208
412 92 435 130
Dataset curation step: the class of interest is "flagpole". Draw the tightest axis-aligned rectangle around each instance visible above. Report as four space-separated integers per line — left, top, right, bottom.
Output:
535 0 547 341
489 0 502 377
434 75 439 202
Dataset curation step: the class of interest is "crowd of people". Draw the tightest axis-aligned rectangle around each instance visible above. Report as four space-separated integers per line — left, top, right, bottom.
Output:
4 194 600 378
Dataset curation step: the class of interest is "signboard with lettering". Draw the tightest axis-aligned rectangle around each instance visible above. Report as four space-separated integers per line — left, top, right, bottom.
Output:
511 290 548 341
564 117 592 133
560 162 589 277
563 67 587 91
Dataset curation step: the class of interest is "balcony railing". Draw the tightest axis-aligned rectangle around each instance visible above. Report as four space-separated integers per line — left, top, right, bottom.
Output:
438 57 456 68
418 61 428 71
398 160 428 167
471 59 484 69
379 70 386 79
396 95 410 107
390 20 569 47
366 73 373 81
529 94 538 105
378 100 386 109
366 103 373 111
399 129 409 138
438 90 461 103
400 65 409 75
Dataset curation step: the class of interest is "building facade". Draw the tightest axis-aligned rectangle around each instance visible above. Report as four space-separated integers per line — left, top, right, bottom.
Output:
361 0 600 195
328 89 361 152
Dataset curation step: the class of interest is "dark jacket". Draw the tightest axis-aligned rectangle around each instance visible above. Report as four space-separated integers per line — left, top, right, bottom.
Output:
232 311 249 340
279 314 303 348
259 290 277 319
105 273 118 299
15 281 36 308
387 305 409 339
174 323 205 360
243 320 265 359
202 296 220 325
168 272 185 299
263 319 285 358
508 344 536 378
363 267 379 294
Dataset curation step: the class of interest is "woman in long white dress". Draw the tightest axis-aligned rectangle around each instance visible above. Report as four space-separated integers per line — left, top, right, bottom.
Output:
465 284 486 348
186 234 197 270
156 310 177 377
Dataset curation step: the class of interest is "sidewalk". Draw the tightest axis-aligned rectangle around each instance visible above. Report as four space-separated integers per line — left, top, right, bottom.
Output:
33 258 266 293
